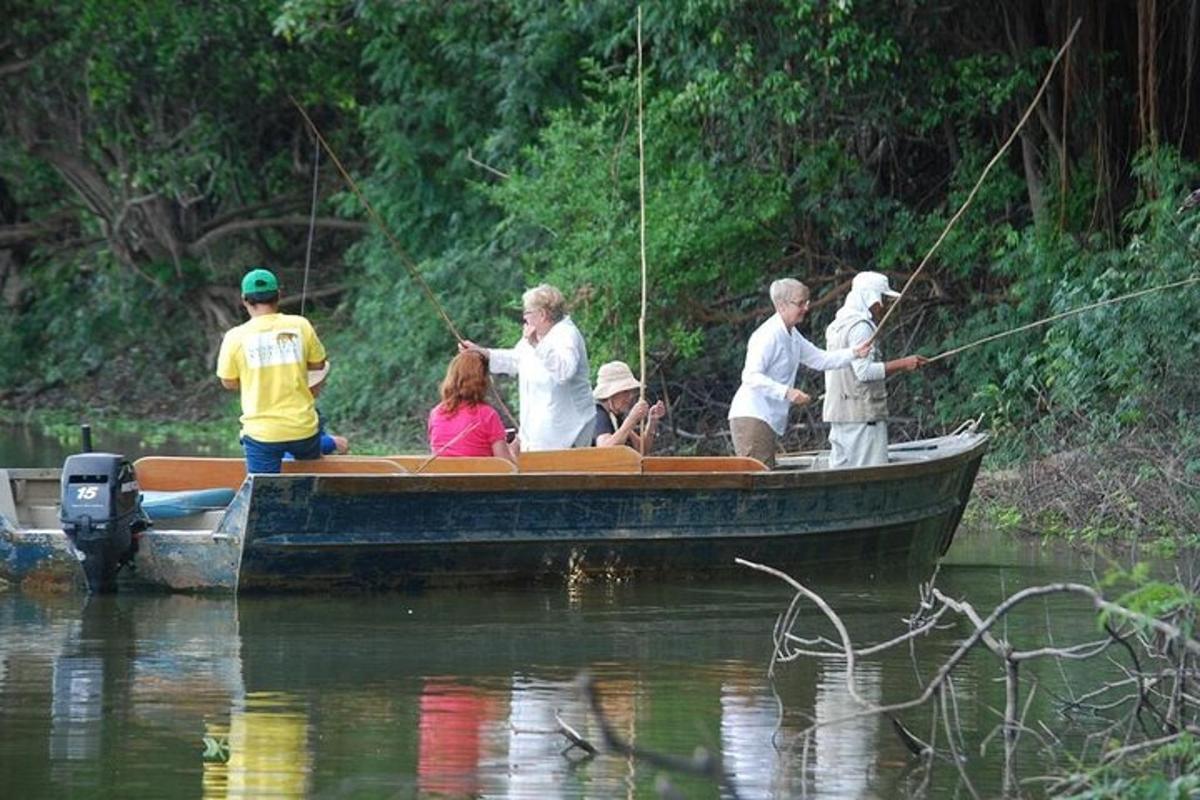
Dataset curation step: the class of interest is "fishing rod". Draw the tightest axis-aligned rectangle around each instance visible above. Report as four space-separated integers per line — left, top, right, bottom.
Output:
929 186 1200 363
871 17 1083 343
288 95 524 429
414 420 481 473
925 274 1200 364
635 5 651 455
287 95 464 343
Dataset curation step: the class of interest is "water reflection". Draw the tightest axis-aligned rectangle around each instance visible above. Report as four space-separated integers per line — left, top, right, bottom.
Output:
813 664 882 798
224 693 312 798
0 422 238 469
720 674 789 798
50 651 103 763
0 550 1108 799
417 681 495 797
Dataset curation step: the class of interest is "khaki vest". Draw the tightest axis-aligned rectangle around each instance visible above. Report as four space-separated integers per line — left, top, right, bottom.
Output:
823 318 888 423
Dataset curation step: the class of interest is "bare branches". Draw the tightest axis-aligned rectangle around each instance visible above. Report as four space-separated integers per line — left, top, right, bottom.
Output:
187 215 369 255
740 558 1200 793
577 672 742 799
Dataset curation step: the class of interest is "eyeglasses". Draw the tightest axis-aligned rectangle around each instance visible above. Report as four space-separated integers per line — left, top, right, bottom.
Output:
788 298 810 308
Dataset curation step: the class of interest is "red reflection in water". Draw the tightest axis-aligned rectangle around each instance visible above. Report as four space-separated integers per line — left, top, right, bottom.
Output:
417 680 496 797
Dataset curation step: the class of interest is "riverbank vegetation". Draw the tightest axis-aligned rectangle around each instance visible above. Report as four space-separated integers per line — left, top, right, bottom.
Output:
2 3 1197 511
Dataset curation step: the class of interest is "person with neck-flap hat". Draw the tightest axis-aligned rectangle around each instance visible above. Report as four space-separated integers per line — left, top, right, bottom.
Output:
823 271 927 469
216 267 328 473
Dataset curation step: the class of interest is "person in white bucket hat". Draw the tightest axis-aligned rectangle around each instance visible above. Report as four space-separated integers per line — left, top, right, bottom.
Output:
592 361 665 452
727 278 870 468
823 271 927 468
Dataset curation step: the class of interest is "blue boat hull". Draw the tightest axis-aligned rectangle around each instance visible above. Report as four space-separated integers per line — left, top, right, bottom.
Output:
236 434 986 591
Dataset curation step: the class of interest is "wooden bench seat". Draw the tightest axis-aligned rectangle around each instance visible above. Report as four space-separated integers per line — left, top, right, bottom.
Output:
642 456 768 473
282 457 407 475
134 456 407 492
517 447 642 474
135 457 246 492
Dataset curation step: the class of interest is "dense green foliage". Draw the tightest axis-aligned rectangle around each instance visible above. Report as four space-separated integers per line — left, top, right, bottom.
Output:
3 4 1198 791
3 0 1198 457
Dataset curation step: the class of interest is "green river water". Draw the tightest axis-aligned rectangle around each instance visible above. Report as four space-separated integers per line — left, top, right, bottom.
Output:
0 423 1128 799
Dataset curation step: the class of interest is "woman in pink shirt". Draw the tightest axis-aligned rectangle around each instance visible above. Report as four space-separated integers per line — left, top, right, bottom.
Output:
427 351 516 463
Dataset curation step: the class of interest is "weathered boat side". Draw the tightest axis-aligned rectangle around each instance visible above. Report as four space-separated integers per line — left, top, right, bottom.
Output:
2 432 988 593
0 467 244 594
235 433 988 591
121 481 248 592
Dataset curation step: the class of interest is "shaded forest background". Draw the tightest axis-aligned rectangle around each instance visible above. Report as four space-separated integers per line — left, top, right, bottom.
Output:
1 0 1198 458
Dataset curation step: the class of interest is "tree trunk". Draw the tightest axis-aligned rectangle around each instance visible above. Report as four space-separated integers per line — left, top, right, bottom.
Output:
1137 0 1160 152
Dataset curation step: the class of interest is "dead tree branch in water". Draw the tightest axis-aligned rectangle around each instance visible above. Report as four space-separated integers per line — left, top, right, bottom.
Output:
737 558 1200 794
576 672 743 799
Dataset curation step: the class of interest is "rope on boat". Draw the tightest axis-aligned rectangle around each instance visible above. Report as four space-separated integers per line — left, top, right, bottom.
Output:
871 18 1083 343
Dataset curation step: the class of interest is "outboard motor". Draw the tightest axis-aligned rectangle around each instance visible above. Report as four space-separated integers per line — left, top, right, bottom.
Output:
60 453 143 593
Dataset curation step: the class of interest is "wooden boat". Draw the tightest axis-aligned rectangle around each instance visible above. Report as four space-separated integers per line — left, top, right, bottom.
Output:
0 430 988 594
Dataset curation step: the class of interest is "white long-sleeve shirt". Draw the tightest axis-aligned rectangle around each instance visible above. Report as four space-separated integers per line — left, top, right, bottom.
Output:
727 313 856 435
488 315 594 451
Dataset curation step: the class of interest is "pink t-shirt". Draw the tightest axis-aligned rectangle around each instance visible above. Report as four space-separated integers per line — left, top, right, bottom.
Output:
427 402 508 457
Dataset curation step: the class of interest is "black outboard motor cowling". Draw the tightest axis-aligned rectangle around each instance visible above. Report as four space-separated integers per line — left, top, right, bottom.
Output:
60 453 142 593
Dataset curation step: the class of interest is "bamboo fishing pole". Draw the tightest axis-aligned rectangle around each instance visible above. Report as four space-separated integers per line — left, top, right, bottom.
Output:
871 17 1083 343
924 275 1200 364
635 5 650 454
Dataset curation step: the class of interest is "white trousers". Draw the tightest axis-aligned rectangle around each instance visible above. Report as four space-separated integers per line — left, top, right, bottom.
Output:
828 422 889 468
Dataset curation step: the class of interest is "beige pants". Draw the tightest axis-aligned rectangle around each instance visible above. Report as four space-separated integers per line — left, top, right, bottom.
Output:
729 416 778 468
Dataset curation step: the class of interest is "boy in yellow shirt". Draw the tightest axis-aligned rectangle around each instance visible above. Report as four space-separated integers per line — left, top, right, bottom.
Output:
216 268 328 473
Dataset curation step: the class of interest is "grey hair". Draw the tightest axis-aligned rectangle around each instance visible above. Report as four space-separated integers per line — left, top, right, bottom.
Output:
523 283 567 322
769 278 809 307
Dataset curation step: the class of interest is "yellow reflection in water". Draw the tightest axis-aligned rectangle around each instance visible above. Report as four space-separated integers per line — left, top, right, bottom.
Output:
204 692 310 799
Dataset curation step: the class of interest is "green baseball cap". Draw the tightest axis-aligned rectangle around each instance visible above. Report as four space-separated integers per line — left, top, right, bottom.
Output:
241 268 278 296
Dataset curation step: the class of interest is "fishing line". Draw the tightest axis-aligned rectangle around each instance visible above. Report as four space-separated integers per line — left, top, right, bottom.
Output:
288 95 522 429
926 274 1200 364
872 17 1083 342
288 95 464 343
301 130 320 318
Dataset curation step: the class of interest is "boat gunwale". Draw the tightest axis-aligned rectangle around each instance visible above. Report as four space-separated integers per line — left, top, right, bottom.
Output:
274 433 990 496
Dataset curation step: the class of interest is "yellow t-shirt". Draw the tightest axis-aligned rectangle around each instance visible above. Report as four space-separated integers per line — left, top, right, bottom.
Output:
216 313 327 442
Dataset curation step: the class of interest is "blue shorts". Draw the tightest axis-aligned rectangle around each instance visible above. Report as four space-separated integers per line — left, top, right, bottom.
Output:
241 433 322 474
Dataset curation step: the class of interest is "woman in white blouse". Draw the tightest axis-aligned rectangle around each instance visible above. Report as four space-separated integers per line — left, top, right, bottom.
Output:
459 284 595 452
727 278 870 467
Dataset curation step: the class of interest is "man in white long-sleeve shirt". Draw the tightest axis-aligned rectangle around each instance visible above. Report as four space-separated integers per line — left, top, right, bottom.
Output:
823 271 927 468
727 278 868 467
460 283 594 451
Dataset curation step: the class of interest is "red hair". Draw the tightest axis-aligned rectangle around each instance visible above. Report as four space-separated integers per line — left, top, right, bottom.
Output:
439 351 490 413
